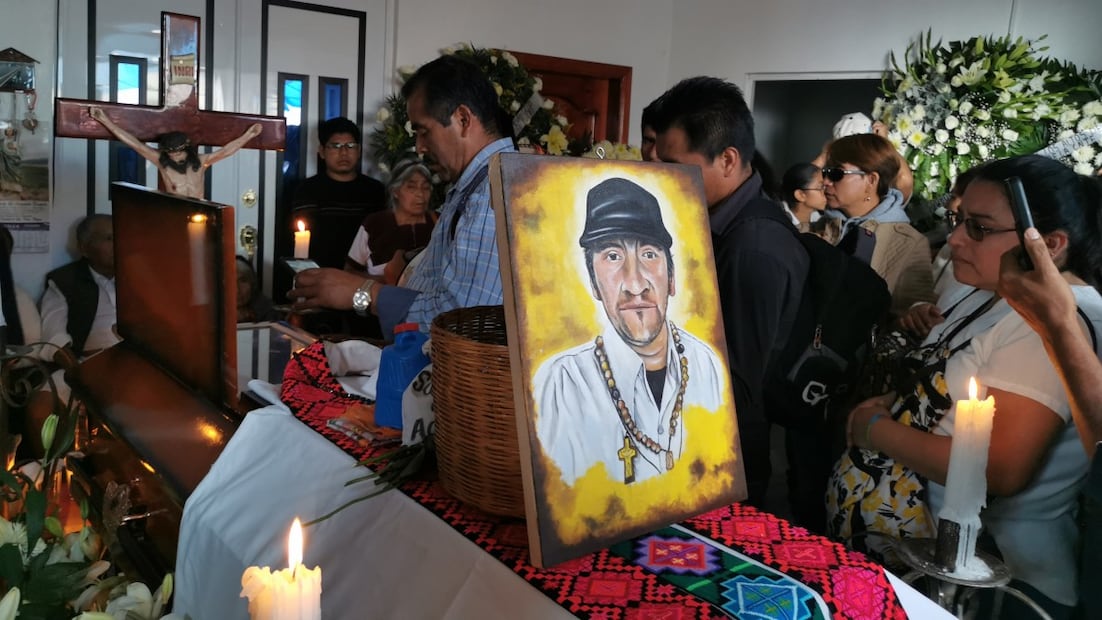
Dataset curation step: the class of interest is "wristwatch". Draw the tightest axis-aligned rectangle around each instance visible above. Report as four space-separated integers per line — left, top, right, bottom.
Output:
352 280 373 316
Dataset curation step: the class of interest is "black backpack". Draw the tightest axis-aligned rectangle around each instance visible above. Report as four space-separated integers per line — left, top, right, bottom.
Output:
735 201 891 428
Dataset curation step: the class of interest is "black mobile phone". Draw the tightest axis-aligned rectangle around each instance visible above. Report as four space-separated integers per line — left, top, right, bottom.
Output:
1005 176 1035 271
280 257 321 274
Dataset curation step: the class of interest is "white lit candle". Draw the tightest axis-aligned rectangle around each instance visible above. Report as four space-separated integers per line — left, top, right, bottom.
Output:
293 220 311 259
938 377 996 575
241 518 322 619
188 214 210 306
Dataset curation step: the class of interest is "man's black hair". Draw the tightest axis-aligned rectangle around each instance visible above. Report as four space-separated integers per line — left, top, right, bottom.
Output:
76 213 112 247
401 55 506 138
651 76 755 165
318 117 362 145
157 131 201 172
641 95 664 133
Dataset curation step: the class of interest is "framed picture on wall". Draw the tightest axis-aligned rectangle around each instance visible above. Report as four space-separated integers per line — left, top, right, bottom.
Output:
490 152 746 567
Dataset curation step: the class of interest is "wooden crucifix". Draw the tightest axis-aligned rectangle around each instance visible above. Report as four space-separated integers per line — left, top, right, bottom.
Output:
55 12 285 198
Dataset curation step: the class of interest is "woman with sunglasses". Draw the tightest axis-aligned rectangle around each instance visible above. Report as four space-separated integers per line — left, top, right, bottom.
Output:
823 134 935 316
829 155 1102 618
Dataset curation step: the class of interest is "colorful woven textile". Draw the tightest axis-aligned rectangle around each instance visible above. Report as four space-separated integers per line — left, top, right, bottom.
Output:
281 342 909 619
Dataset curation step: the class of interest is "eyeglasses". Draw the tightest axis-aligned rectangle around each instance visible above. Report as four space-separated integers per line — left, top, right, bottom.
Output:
946 211 1016 242
325 142 361 151
821 167 867 183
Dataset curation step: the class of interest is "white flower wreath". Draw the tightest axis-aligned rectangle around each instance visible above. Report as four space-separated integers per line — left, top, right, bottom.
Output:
874 31 1102 200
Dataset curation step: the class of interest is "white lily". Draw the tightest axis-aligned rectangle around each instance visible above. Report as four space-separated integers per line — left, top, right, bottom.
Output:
104 582 154 619
1073 145 1096 163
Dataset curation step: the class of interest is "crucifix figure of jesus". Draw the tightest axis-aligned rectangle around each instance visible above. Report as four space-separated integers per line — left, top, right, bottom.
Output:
55 11 285 199
89 105 260 199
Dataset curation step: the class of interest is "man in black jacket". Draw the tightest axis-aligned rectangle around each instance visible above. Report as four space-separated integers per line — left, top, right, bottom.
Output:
653 77 809 511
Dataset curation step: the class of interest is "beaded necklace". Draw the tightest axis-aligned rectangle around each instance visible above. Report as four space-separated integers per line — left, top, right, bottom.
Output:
593 323 689 476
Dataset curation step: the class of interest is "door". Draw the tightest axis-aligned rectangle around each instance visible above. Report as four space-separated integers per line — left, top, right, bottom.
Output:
251 0 389 300
511 51 632 144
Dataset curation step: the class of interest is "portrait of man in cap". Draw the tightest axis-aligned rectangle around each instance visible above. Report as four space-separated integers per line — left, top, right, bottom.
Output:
533 177 727 486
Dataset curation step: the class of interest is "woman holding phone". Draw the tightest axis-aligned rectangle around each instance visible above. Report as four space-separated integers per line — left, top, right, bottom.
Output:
827 155 1102 618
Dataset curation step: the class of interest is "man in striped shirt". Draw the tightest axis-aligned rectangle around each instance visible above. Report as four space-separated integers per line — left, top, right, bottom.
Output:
291 55 515 338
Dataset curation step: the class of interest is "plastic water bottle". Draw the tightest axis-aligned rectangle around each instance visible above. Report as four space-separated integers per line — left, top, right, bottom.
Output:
374 323 430 429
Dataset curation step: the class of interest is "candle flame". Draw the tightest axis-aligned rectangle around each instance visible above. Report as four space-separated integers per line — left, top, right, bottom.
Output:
297 220 306 233
189 213 207 224
288 518 303 569
968 377 978 400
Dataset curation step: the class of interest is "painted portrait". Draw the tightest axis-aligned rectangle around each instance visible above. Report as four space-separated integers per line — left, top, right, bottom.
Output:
490 153 746 567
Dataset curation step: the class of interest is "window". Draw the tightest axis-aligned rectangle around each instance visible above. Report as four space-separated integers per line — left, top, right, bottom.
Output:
108 55 147 185
319 77 347 121
278 73 309 191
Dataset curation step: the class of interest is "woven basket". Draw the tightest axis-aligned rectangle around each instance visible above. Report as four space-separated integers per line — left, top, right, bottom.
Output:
430 305 525 518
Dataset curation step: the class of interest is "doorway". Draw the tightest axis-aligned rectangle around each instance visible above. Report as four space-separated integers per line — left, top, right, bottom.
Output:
260 1 365 300
751 76 883 173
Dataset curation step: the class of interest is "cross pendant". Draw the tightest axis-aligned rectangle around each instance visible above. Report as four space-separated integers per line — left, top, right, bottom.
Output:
617 435 637 484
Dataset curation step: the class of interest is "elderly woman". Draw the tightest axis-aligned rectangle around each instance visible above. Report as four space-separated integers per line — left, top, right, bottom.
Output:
823 134 934 315
345 160 436 285
828 155 1102 618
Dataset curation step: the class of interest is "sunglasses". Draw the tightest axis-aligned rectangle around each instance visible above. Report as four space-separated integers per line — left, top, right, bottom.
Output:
821 167 867 183
945 211 1016 242
325 142 361 151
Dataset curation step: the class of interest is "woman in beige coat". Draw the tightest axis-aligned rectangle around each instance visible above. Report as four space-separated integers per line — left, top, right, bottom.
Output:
822 134 935 315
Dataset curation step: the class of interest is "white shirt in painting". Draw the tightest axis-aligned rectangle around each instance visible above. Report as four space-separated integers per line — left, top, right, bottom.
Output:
534 322 725 486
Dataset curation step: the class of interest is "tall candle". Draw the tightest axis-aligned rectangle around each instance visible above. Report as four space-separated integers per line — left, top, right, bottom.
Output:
293 220 311 259
188 214 210 306
241 518 322 619
938 377 996 575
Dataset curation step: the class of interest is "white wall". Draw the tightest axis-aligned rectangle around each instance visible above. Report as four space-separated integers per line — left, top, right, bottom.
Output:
666 0 1102 101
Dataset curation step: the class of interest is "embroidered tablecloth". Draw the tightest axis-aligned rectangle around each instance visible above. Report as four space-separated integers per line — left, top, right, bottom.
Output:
282 342 908 619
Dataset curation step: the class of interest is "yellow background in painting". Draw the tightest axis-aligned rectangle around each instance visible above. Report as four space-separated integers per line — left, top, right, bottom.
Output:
502 156 742 547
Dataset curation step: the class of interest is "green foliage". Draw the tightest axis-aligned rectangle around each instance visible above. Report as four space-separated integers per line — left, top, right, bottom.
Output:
305 438 431 527
0 347 170 618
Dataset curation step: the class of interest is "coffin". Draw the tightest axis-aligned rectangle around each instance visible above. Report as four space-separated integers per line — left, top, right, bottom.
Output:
68 183 241 586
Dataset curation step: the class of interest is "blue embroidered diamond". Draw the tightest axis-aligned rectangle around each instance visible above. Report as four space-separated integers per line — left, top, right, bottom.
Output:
719 576 811 620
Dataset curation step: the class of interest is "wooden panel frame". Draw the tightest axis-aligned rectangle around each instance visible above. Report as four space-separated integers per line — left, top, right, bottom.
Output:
510 51 632 144
491 153 746 567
